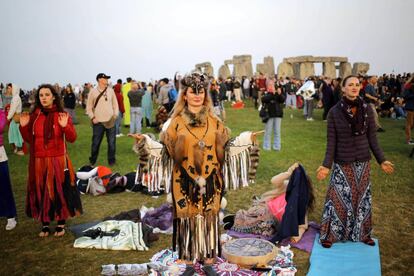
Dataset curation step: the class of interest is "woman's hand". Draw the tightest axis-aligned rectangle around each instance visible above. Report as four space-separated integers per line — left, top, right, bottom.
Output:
316 166 330 181
288 162 299 174
19 112 30 127
128 133 145 143
381 161 394 174
58 113 69 128
251 130 264 144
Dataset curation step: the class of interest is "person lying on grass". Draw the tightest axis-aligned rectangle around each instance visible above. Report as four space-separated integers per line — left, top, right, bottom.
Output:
224 162 315 243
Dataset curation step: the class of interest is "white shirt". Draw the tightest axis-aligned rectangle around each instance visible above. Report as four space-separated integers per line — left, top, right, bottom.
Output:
0 146 8 162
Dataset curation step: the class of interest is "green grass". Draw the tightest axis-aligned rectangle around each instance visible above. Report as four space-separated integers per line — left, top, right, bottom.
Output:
1 102 413 276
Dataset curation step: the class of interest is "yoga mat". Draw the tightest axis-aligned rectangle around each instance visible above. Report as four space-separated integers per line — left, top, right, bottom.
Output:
307 234 381 276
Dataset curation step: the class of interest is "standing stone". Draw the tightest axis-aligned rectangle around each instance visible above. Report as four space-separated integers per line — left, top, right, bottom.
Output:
264 56 275 77
218 64 231 79
256 64 267 76
256 56 275 77
339 62 352 78
293 63 301 79
352 62 370 76
233 57 246 79
277 62 294 78
232 55 253 79
298 63 315 80
322 62 337 79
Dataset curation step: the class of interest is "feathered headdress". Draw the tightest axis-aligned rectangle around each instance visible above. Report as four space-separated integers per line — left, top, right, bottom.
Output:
180 72 209 95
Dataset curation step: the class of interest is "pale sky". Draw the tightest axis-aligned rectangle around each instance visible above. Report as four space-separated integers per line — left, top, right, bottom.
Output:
1 0 413 89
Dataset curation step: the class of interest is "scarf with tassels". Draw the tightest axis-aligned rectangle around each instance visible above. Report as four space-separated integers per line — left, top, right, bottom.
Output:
340 96 368 136
40 105 59 146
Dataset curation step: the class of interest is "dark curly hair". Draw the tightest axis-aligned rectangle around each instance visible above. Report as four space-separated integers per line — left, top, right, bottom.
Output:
32 84 64 112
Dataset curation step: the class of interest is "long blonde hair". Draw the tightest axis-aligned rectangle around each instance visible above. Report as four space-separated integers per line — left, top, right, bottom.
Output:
170 83 220 121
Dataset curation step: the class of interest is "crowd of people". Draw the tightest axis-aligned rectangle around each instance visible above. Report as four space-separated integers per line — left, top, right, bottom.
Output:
0 69 410 271
2 71 412 148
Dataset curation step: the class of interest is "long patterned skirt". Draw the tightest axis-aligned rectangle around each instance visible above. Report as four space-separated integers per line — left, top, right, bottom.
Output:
26 155 83 223
320 161 372 243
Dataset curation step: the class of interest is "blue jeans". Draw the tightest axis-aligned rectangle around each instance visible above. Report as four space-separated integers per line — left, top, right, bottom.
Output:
304 99 314 119
89 123 116 165
115 111 123 135
263 117 282 150
130 107 142 134
286 94 296 108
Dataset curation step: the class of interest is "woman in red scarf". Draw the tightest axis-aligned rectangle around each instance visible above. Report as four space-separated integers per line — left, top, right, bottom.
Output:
20 84 82 237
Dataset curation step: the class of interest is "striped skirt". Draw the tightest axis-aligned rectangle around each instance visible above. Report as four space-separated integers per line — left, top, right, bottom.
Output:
320 161 372 243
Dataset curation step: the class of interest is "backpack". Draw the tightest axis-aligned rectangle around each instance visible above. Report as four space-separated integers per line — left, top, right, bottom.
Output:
76 165 95 194
86 177 106 196
259 104 270 123
168 88 178 103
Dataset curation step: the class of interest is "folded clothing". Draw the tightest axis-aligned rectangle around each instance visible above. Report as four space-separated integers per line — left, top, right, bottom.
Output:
142 204 173 231
74 220 148 251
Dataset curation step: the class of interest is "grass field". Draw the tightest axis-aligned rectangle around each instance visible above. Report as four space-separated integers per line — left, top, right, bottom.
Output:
1 102 413 276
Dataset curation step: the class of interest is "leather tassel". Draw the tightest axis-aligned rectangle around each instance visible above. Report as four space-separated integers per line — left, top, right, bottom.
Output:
193 143 204 175
174 135 186 165
215 131 227 165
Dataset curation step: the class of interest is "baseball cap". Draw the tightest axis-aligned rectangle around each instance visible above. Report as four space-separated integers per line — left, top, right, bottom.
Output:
96 73 111 81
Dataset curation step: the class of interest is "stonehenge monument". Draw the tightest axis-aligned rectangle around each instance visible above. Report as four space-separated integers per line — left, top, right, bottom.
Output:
217 55 254 79
194 62 214 77
279 56 352 79
196 55 369 80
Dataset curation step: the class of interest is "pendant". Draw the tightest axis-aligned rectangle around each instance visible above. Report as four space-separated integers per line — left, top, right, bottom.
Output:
198 140 205 149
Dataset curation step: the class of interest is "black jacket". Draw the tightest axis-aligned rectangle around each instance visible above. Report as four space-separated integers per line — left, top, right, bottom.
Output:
323 102 385 168
63 93 76 109
403 85 414 111
270 165 309 243
261 92 286 118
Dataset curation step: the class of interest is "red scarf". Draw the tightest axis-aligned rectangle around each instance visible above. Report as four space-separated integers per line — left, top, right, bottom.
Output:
40 105 59 146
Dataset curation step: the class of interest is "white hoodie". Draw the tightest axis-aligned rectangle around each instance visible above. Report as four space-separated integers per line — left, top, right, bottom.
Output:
6 84 22 121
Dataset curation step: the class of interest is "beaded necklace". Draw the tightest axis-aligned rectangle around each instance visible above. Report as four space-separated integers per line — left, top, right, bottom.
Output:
184 118 209 149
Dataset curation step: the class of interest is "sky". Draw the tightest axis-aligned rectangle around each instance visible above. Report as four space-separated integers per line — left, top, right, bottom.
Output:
0 0 413 89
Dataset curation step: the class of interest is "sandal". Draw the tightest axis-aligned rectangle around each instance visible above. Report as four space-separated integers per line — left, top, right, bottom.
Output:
362 236 375 246
181 266 196 276
223 214 235 224
54 225 66 237
202 265 218 276
321 240 332 248
39 226 50 238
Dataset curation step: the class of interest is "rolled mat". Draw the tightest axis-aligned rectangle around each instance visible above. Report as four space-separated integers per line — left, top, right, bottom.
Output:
307 234 381 276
